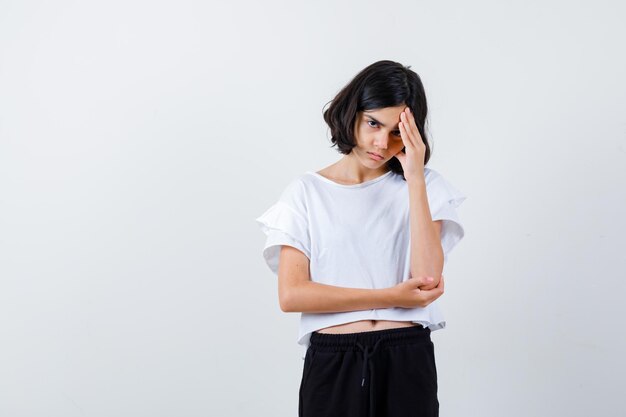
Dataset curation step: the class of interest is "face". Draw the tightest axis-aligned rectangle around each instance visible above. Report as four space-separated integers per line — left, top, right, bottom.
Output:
352 105 408 167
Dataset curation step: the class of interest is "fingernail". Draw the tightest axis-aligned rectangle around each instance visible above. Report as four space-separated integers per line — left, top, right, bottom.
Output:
426 277 434 281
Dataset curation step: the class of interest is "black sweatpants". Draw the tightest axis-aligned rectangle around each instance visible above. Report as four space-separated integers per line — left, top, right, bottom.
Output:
299 324 438 417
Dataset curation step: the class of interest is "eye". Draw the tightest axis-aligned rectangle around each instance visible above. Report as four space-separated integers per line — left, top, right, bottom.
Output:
366 119 401 137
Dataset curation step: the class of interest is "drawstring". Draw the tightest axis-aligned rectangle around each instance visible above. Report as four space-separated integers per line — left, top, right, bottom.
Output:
356 337 386 417
356 337 384 387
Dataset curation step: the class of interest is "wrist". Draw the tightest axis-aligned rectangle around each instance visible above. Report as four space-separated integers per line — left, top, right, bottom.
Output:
378 287 397 308
405 174 426 187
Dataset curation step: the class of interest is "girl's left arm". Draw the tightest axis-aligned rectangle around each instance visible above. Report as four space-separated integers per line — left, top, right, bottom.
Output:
407 176 444 289
395 107 444 289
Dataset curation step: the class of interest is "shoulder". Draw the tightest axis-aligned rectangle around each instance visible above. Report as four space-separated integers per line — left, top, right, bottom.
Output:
423 166 467 205
280 173 311 197
275 173 310 214
423 166 443 184
424 166 455 190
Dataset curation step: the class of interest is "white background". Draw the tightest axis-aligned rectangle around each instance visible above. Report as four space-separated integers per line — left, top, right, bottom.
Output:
1 1 625 416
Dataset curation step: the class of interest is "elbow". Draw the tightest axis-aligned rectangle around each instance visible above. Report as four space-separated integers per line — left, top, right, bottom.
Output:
279 289 295 312
279 297 292 313
278 273 308 313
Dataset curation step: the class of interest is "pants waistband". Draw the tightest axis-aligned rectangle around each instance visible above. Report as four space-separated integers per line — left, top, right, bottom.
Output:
309 324 431 352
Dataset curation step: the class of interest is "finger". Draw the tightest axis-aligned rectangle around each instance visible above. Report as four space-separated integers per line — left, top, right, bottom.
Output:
401 109 419 145
405 108 425 145
399 112 415 146
398 119 415 149
427 280 444 302
420 276 443 298
419 287 438 306
410 275 432 288
421 276 435 286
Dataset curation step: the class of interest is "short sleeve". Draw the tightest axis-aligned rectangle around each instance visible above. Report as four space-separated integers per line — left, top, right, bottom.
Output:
425 168 467 262
255 178 311 275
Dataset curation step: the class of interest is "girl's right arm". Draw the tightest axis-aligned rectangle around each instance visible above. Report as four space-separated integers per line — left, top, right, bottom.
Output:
277 245 443 313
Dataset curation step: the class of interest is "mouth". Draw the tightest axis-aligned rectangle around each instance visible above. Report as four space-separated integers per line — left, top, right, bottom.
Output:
368 152 384 160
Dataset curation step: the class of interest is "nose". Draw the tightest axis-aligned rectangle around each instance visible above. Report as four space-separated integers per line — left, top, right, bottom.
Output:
374 132 390 150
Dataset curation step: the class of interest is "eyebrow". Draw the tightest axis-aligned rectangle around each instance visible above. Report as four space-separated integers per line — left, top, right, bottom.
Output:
363 114 400 129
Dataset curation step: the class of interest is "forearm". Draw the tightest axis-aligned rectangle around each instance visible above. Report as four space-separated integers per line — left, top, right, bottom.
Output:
407 176 444 280
283 281 396 313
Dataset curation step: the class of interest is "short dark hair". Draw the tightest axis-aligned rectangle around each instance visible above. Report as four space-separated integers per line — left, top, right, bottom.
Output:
322 60 432 178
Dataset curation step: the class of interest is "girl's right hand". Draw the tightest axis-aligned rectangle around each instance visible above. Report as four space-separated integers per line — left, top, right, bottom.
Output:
390 275 445 308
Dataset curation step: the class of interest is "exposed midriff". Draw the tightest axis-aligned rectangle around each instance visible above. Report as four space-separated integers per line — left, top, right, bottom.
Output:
316 319 421 334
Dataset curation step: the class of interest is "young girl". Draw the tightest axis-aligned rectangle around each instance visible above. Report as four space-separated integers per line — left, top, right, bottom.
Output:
255 60 467 417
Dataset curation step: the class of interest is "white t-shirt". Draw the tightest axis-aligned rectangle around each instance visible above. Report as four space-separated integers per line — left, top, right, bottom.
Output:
255 167 467 359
